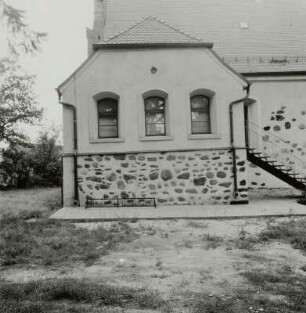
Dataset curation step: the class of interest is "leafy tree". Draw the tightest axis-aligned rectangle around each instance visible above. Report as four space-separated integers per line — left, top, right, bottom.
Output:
0 132 62 188
0 0 46 56
0 1 46 149
0 144 33 188
32 132 62 187
0 59 43 149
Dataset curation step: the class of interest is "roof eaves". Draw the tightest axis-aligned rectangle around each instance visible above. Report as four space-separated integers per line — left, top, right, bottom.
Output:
56 51 98 93
241 70 306 77
93 42 214 50
210 49 249 84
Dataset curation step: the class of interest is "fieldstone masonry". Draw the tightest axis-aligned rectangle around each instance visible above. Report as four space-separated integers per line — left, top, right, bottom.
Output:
77 149 249 206
248 106 306 188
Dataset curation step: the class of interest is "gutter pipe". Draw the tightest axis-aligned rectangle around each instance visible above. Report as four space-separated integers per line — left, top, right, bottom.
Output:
56 90 80 206
229 83 251 200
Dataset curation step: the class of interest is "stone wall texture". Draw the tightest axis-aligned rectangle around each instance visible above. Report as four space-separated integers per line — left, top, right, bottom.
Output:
77 149 249 206
247 80 306 189
248 105 306 189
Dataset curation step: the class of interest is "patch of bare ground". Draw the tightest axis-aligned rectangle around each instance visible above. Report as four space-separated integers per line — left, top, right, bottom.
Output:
1 210 306 312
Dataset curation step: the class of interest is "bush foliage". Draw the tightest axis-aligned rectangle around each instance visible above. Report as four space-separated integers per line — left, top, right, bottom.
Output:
0 132 62 188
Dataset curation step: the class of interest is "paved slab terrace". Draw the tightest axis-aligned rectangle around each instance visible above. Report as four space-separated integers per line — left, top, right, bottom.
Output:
50 199 306 222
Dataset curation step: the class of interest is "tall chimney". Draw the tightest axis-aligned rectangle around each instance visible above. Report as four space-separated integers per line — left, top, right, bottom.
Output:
93 0 107 40
87 0 107 55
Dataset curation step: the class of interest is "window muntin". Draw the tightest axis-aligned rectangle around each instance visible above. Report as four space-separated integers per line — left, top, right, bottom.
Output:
144 96 166 136
97 98 118 138
190 95 211 134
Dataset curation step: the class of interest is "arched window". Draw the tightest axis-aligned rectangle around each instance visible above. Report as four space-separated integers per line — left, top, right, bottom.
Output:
144 96 166 136
190 95 211 134
97 98 118 138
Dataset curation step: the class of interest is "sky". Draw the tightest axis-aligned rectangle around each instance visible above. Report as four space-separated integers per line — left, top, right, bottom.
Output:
1 0 94 139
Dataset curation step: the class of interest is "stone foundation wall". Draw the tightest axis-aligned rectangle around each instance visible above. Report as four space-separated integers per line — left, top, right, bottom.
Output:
77 149 249 206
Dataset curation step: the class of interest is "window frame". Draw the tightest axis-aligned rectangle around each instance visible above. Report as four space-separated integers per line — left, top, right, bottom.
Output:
89 92 124 144
190 95 211 135
97 97 119 139
187 89 220 140
139 90 173 142
144 96 167 137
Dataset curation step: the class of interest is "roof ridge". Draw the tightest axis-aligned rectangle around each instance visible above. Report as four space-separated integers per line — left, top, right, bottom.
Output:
150 16 203 42
104 16 203 43
104 16 152 42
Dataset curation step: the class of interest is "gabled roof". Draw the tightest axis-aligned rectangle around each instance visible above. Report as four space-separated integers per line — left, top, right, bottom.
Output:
103 16 204 45
58 15 247 92
99 0 306 73
92 16 214 50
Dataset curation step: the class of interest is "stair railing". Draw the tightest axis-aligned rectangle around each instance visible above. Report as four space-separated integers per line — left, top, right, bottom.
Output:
247 121 306 177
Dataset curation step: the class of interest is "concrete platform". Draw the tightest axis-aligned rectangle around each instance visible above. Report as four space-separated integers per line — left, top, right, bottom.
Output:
50 198 306 222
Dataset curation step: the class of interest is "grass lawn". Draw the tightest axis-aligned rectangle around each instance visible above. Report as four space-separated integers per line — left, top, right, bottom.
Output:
0 187 61 216
0 188 306 312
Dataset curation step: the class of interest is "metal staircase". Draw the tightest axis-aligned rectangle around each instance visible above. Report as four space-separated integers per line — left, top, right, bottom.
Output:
246 121 306 192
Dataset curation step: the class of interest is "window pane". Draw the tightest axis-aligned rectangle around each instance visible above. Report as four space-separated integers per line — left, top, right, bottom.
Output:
99 116 117 126
191 95 209 111
191 121 211 134
146 123 165 136
190 95 211 134
145 113 165 124
98 98 118 115
144 96 166 136
97 98 118 138
98 126 118 138
145 97 165 111
191 111 209 122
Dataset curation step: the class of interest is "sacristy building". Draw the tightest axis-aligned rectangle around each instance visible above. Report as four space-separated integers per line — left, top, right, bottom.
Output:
57 0 306 207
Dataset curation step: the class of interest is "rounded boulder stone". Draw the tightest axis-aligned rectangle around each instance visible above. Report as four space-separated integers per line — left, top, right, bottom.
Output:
149 172 159 180
161 169 173 181
217 171 226 179
107 172 117 182
206 172 214 179
177 172 190 180
194 177 206 186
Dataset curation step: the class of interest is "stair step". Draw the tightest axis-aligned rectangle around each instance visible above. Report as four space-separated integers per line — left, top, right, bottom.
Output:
282 169 293 172
297 177 306 181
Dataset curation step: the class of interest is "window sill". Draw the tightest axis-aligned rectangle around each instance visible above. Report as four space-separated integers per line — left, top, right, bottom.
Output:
188 134 221 140
139 135 174 142
90 137 125 143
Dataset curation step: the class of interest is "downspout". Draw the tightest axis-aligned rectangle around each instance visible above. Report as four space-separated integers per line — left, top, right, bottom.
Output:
56 90 80 206
229 83 251 200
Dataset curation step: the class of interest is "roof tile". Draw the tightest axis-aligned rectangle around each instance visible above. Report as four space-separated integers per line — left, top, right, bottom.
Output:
101 0 306 73
104 17 203 44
